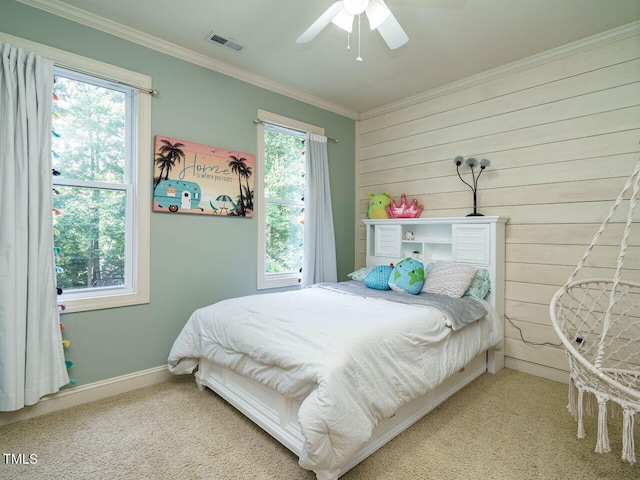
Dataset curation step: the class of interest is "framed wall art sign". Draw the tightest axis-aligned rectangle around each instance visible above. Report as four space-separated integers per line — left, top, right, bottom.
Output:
152 135 254 217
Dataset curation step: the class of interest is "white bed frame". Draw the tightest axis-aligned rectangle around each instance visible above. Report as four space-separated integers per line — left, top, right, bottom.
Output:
195 217 507 479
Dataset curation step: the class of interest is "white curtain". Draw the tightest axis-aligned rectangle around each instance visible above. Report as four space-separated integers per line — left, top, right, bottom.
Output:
0 42 69 412
301 133 337 287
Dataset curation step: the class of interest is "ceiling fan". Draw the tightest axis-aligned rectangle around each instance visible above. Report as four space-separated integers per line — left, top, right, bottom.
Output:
296 0 409 51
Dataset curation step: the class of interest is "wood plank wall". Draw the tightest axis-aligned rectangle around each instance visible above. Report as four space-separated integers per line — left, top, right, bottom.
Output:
355 29 640 383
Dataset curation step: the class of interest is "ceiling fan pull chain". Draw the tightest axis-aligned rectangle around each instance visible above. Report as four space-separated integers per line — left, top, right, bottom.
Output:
357 14 363 62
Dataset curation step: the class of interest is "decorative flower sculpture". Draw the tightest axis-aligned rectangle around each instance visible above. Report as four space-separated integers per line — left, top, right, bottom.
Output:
385 193 424 218
454 156 491 216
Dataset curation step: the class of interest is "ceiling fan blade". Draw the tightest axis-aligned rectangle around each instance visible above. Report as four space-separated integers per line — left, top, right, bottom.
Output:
375 9 408 49
296 1 344 43
331 6 355 33
365 0 391 30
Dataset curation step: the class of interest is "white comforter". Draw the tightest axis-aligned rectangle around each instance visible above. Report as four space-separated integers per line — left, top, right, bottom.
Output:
167 284 502 470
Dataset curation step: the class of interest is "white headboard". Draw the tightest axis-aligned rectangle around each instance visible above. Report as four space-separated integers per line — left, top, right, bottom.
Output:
362 216 507 314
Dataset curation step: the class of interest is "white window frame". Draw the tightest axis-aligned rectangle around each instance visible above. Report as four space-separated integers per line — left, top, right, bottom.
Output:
256 110 324 290
3 33 151 313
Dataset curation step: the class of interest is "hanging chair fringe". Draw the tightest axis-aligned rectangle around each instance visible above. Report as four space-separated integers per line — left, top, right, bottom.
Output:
577 388 586 438
568 377 577 419
622 408 636 464
595 398 611 454
586 390 596 416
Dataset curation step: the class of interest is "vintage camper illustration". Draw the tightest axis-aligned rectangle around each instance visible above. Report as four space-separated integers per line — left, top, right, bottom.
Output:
152 136 254 217
153 180 202 212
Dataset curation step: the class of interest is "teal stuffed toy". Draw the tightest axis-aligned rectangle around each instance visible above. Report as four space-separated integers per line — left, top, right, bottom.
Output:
366 192 391 219
389 258 425 295
364 265 394 290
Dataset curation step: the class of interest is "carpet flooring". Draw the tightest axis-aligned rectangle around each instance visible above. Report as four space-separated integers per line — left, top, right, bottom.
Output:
1 368 638 479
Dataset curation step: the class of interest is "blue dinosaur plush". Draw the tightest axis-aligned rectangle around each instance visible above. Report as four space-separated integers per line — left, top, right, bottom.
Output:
389 258 425 295
364 265 394 290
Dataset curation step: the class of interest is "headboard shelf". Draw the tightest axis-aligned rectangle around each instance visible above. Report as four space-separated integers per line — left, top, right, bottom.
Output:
362 216 507 313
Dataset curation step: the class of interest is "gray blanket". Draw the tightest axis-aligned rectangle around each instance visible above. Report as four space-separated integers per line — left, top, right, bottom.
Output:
313 281 488 331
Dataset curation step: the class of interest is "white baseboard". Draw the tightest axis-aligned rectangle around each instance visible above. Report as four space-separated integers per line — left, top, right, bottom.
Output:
505 357 569 385
0 365 174 427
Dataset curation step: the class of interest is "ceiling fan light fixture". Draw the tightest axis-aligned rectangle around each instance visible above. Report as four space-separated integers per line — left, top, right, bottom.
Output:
331 8 354 32
365 0 390 30
343 0 369 15
296 0 408 53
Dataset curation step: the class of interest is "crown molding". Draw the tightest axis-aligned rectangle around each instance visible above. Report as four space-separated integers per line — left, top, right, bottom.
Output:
16 0 360 120
361 20 640 120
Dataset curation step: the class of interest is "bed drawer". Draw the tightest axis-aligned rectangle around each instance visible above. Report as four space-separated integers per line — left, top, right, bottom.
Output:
197 360 304 437
433 352 486 406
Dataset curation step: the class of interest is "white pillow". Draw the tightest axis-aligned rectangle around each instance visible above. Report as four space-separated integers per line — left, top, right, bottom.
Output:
347 266 375 282
423 261 477 298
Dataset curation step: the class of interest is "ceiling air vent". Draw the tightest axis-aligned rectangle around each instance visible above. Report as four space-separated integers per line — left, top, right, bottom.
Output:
206 32 244 52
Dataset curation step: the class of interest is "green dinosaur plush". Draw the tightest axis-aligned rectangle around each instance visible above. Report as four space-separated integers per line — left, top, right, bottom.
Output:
366 192 391 219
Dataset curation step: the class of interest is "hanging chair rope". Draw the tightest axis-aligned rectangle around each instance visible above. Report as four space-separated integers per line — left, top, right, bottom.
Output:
550 155 640 465
563 159 640 290
596 162 640 369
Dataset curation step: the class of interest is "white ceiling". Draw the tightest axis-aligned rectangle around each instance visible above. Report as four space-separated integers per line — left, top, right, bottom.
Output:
29 0 640 117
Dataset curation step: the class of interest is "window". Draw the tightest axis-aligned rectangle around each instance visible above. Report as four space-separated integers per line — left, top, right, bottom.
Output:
3 31 154 313
52 69 134 295
256 110 324 289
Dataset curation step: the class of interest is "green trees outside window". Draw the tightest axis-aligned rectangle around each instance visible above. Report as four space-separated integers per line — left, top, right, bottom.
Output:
263 126 305 275
52 73 132 291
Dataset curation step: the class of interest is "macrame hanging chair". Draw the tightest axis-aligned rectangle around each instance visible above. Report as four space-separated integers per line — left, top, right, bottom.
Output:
550 158 640 464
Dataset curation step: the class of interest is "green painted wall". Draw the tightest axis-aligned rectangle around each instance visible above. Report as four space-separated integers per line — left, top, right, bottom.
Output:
1 1 356 386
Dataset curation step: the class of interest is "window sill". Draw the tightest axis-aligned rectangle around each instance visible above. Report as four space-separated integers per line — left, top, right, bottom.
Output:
257 274 301 290
59 289 149 314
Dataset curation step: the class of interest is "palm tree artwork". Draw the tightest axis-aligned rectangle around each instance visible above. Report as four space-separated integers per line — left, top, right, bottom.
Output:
241 164 254 212
154 139 186 187
228 155 248 216
242 184 254 211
